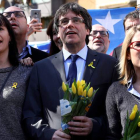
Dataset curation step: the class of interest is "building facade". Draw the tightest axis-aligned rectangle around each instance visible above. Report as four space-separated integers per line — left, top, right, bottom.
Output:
0 0 137 42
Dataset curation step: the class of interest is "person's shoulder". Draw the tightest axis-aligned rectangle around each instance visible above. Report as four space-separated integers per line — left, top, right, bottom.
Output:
47 51 62 60
33 51 60 66
88 48 117 62
114 46 122 52
15 64 32 78
112 46 122 59
107 81 123 97
111 81 122 88
109 81 126 93
30 46 48 55
17 64 33 71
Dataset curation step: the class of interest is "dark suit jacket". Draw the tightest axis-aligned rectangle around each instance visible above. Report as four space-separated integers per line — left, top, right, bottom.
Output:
22 48 119 140
112 46 122 60
23 46 48 62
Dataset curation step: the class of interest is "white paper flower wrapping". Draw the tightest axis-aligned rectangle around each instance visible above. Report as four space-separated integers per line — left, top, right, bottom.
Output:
60 99 72 116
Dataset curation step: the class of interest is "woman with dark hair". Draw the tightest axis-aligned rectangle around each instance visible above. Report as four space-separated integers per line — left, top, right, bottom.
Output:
0 14 32 140
46 18 62 56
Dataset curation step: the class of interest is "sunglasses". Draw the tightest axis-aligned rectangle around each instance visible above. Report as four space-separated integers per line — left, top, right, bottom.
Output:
3 11 26 19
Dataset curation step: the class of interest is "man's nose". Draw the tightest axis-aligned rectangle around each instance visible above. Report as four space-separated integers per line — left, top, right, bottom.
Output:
96 32 101 37
10 13 16 19
57 33 60 39
66 19 74 27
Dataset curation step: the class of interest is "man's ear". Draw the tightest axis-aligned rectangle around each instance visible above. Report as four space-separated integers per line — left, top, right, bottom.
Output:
86 29 90 35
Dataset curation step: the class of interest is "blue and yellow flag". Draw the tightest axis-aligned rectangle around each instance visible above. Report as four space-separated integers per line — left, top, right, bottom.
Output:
88 7 135 54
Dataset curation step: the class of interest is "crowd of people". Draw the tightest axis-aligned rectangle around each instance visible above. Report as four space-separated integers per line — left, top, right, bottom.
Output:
0 2 140 140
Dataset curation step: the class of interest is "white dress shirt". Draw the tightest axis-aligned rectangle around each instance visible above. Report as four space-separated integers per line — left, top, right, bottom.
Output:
62 45 88 81
18 41 32 60
127 78 140 98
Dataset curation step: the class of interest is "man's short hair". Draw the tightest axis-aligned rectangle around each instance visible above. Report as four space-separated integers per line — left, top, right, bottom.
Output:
14 4 27 20
91 25 110 38
54 2 92 44
123 10 139 30
54 2 92 32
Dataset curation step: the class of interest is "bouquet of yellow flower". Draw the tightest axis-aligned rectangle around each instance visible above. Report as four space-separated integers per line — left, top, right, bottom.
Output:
122 105 140 140
60 79 98 134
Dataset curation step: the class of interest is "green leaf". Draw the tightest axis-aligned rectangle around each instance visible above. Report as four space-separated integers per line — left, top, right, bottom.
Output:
73 94 78 102
129 111 139 137
129 133 140 140
83 83 87 91
63 84 70 100
70 102 77 110
64 129 70 134
74 100 83 116
69 88 72 93
79 100 87 116
62 114 72 123
66 84 69 91
123 111 130 140
86 83 90 93
63 91 68 100
62 113 71 117
73 79 76 85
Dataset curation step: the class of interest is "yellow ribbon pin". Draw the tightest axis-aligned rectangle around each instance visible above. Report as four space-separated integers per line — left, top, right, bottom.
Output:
12 82 18 88
88 62 95 69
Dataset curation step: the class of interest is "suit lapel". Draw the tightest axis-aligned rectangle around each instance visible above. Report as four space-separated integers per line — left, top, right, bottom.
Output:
51 49 100 84
51 51 67 83
83 48 100 83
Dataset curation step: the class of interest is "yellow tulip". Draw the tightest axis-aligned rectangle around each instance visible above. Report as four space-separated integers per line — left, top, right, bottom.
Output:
82 90 87 97
72 83 76 94
129 105 138 120
87 87 93 97
138 122 140 127
129 111 136 121
62 82 67 92
78 85 83 96
133 105 138 112
81 80 85 86
77 80 81 89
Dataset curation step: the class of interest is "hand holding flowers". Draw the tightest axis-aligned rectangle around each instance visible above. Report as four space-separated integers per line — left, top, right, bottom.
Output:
52 129 71 140
60 80 98 134
68 116 93 136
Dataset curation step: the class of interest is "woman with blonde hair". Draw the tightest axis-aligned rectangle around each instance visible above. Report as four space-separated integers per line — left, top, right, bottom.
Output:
106 25 140 139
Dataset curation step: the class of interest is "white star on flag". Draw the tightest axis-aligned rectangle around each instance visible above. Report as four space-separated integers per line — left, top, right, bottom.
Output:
95 11 122 34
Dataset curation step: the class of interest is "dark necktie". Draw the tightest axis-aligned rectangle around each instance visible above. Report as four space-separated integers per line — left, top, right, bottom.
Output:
67 55 79 87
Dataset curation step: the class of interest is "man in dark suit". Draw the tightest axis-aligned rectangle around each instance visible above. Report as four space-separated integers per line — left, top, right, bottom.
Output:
22 2 118 140
3 6 48 62
112 44 122 59
112 10 140 60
